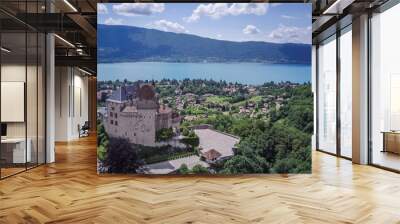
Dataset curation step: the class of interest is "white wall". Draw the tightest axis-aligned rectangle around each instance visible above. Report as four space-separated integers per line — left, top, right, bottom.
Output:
55 67 89 141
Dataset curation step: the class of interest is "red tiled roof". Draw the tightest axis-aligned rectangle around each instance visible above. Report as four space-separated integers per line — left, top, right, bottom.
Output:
202 149 222 161
159 106 172 114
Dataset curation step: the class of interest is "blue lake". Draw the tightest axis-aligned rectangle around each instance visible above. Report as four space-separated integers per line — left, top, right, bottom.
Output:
98 62 311 85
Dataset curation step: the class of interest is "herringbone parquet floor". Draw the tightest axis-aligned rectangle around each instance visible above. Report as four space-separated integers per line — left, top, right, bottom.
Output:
1 135 400 224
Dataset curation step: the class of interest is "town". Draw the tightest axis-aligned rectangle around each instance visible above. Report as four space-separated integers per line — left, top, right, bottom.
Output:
98 79 298 121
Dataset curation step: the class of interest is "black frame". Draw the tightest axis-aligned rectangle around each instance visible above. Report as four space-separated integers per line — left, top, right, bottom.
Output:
367 1 400 173
315 23 353 161
0 0 47 180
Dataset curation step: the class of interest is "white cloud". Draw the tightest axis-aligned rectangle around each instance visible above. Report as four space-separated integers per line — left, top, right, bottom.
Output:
113 3 164 16
266 24 311 44
281 15 296 19
271 3 282 7
243 25 260 35
151 20 187 33
217 34 222 39
104 17 124 25
184 3 268 22
98 3 108 14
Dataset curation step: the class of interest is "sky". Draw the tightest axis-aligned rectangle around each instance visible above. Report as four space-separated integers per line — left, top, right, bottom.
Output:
97 3 311 44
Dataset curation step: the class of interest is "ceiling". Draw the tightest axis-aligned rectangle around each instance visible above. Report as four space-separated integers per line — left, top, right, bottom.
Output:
311 0 391 44
0 0 97 75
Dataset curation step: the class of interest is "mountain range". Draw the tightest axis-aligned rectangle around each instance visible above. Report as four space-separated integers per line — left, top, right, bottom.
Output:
98 24 311 64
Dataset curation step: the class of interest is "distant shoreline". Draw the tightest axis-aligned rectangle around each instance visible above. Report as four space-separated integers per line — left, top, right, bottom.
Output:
98 78 309 86
98 61 312 66
98 62 311 85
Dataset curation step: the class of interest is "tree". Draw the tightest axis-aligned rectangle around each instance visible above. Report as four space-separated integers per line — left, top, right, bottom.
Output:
156 128 174 142
177 164 190 174
222 155 266 174
97 145 107 161
97 123 109 161
97 123 108 146
180 130 200 148
180 135 199 148
104 137 142 173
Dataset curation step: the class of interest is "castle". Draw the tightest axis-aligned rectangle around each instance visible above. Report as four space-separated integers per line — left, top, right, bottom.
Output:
105 83 181 146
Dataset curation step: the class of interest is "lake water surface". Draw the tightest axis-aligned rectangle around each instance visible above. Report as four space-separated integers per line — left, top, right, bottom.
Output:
98 62 311 85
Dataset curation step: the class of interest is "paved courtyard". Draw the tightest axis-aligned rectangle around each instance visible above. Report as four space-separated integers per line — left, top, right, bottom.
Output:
194 128 240 159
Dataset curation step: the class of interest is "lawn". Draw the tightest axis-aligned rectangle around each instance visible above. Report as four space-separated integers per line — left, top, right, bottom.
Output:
145 151 197 164
205 96 232 104
233 95 263 107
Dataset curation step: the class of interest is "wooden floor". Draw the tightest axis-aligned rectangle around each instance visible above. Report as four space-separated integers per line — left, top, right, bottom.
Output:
1 135 400 224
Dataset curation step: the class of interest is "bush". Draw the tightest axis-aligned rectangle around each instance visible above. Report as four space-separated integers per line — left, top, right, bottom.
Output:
192 164 209 174
177 164 190 174
156 128 174 142
182 127 190 136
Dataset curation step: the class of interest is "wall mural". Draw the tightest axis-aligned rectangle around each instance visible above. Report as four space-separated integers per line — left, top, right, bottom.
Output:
97 3 313 174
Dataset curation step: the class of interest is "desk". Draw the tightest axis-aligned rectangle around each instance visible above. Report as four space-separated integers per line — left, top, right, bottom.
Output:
1 138 31 163
382 131 400 154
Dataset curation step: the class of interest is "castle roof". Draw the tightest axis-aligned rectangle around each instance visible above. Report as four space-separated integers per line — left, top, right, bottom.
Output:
108 83 159 104
108 85 138 102
138 84 155 100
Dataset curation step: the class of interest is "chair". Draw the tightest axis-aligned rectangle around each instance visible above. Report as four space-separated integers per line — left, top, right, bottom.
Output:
79 121 90 138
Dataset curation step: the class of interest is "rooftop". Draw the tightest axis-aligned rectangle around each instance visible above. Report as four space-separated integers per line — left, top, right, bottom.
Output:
121 105 137 113
202 149 222 161
108 85 138 102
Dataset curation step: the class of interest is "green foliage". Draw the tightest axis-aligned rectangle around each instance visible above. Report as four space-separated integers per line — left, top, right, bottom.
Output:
97 122 109 161
180 85 312 174
191 164 209 174
181 127 190 136
97 145 107 161
98 79 313 174
180 136 199 148
177 164 190 174
184 105 214 115
156 128 174 142
104 137 142 173
278 85 313 134
180 129 200 148
97 122 108 146
205 96 232 104
145 151 196 164
136 144 195 164
176 164 209 174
